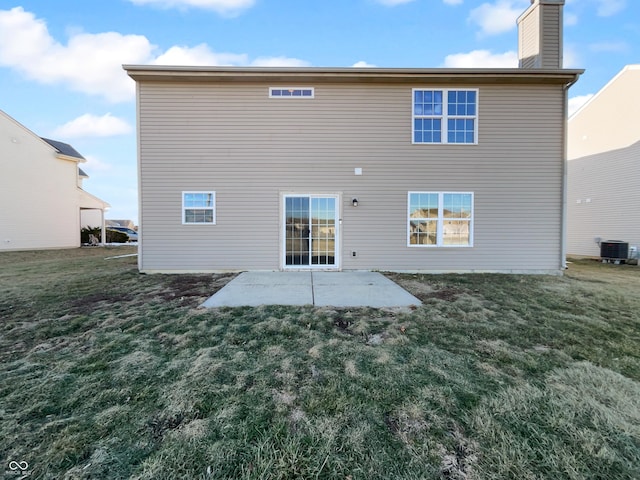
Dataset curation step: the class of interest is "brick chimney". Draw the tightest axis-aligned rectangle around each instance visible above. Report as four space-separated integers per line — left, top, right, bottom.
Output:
517 0 565 68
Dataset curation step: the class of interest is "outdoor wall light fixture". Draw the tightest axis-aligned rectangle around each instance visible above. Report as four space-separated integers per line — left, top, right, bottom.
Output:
352 198 359 207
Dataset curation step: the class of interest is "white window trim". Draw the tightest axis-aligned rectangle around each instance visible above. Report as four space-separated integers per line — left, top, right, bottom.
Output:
182 191 216 225
281 193 341 270
269 87 315 98
411 88 479 145
407 191 474 247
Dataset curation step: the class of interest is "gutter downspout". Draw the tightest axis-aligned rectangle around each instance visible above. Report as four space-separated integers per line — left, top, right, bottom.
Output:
135 80 143 272
561 74 580 271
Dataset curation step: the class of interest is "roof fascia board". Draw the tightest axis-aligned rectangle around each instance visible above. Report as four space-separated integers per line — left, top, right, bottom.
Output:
78 187 111 209
123 65 583 85
55 153 86 164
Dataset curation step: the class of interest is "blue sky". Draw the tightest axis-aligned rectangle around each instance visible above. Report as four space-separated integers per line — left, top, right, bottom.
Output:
1 0 638 223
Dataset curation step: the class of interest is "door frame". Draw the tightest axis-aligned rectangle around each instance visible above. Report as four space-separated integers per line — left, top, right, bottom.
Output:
280 193 342 271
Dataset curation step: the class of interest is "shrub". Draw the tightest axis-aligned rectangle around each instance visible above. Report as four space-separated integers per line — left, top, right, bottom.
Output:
81 227 129 244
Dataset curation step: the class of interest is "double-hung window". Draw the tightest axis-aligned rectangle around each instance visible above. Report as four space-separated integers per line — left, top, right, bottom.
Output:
182 191 216 224
408 192 473 247
413 89 478 144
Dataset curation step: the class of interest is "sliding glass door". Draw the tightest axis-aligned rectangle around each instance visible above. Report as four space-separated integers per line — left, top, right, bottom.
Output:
284 195 338 268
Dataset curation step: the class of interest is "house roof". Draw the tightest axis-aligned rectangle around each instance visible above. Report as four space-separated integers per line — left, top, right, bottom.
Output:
78 167 89 178
41 137 86 161
124 66 583 86
569 64 640 120
79 188 111 210
567 64 640 159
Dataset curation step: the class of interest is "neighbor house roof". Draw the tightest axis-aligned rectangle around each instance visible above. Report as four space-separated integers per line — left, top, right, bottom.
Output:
124 66 583 86
41 137 86 161
569 64 640 120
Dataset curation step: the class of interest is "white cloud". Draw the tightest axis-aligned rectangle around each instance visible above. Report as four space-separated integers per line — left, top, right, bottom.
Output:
563 44 580 68
564 12 578 26
595 0 625 17
152 44 247 66
128 0 255 15
589 41 629 53
352 61 377 68
0 7 310 103
564 0 626 25
468 0 528 36
374 0 415 5
83 155 113 173
151 45 309 67
443 0 463 5
52 113 133 138
0 7 153 102
443 49 518 68
568 94 593 117
250 56 310 67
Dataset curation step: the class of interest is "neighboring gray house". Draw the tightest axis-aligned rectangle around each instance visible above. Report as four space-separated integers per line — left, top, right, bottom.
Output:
126 0 581 274
567 65 640 258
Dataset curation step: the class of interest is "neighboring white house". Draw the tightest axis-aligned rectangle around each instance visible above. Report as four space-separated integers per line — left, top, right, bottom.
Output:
0 109 110 251
567 65 640 258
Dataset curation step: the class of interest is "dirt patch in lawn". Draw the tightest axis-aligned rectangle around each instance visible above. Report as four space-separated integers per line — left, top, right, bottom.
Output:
423 287 462 302
66 273 237 314
159 273 237 304
70 291 135 315
384 274 465 302
333 316 352 332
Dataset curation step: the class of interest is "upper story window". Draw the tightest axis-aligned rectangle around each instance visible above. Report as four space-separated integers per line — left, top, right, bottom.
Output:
412 89 478 144
183 191 216 225
269 87 314 98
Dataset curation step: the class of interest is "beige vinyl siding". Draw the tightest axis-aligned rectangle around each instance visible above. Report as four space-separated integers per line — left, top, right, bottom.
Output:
137 81 565 273
566 65 640 257
518 7 540 68
567 141 640 257
541 4 562 68
517 1 562 69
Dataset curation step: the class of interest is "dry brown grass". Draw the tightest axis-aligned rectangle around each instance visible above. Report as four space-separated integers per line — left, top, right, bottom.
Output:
1 250 639 479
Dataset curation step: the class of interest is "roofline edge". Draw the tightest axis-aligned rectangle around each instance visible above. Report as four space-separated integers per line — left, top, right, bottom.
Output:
123 65 583 85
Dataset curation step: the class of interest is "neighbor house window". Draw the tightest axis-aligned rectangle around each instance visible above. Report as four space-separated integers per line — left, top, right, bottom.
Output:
269 87 314 98
412 89 478 144
182 192 215 224
408 192 473 247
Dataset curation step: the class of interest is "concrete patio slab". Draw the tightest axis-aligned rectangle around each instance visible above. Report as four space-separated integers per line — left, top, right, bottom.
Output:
200 271 421 308
201 272 313 307
229 271 312 286
312 272 421 307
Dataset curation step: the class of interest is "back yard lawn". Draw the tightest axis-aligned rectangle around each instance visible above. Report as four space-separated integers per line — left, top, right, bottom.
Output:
1 248 639 479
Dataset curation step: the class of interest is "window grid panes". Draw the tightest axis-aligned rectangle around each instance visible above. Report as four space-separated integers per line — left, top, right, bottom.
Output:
270 87 314 98
408 192 473 247
183 192 215 224
413 89 477 144
285 196 336 267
